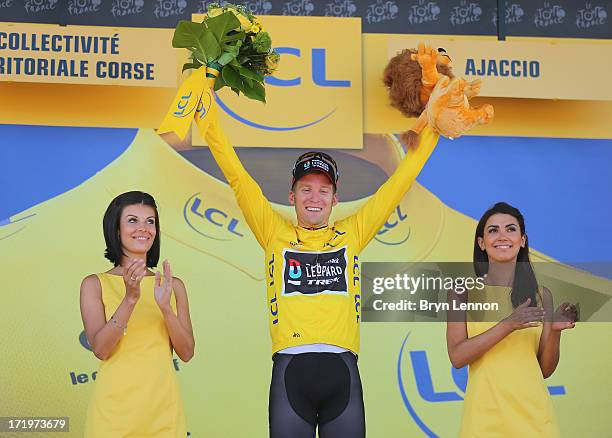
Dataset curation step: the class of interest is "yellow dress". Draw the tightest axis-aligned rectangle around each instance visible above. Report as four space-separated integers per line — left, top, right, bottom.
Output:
84 273 186 437
460 286 560 437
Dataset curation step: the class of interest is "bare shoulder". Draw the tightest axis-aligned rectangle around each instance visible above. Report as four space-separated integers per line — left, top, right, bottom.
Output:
80 274 103 310
81 274 102 294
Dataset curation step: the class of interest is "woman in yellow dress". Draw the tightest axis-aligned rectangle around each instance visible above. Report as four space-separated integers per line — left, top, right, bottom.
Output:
80 191 194 437
447 202 577 437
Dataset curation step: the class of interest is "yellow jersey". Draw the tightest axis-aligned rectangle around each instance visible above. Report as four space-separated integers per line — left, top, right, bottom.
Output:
205 120 439 354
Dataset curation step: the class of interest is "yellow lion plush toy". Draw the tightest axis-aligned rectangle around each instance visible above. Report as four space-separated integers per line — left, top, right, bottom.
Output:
384 43 494 147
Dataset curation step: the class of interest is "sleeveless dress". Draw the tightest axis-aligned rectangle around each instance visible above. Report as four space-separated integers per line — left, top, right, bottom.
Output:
460 285 560 437
84 273 186 437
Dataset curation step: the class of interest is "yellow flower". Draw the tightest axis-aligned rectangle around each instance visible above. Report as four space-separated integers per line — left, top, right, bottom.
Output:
251 19 264 33
207 7 222 17
250 24 261 33
266 53 280 73
237 13 252 31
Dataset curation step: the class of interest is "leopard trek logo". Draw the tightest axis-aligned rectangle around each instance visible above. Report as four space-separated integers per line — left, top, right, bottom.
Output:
534 1 565 27
407 0 441 25
282 0 315 16
325 0 357 17
68 0 101 16
0 0 13 10
111 0 145 17
576 2 607 29
492 3 524 26
154 0 186 18
25 0 58 14
365 0 399 24
450 1 482 26
282 247 348 296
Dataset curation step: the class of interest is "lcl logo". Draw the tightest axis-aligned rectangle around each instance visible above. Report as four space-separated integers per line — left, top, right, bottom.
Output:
216 47 352 131
184 193 244 241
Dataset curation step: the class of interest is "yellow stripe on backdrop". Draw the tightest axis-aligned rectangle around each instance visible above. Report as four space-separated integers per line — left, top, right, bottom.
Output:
1 128 610 436
387 35 612 100
1 22 611 140
0 22 178 87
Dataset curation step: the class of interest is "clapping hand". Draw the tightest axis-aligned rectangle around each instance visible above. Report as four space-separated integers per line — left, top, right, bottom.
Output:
502 298 545 331
551 302 578 331
154 260 173 313
123 258 147 303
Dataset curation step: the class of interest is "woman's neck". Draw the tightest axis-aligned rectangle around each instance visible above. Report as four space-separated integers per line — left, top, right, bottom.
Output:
118 253 147 269
485 260 516 286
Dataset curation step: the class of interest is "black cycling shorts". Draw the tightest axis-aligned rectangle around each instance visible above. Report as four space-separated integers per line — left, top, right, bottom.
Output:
269 352 365 438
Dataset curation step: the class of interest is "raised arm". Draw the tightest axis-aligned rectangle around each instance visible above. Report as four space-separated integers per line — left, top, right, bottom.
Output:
154 261 195 363
205 119 284 248
349 126 439 252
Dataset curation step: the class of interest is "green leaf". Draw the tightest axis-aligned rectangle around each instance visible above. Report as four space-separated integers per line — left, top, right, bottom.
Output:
242 76 253 87
218 51 236 66
205 11 241 45
243 80 266 103
182 61 202 73
217 40 242 66
172 21 204 49
252 32 272 53
192 48 207 64
222 65 244 92
237 65 264 83
213 73 226 91
223 31 246 43
200 31 221 61
172 20 220 66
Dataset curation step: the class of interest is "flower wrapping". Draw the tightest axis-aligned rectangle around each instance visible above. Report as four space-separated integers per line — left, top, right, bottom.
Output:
158 3 279 140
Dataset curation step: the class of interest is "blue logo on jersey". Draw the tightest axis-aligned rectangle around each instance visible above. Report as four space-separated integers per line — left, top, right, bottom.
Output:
288 258 303 279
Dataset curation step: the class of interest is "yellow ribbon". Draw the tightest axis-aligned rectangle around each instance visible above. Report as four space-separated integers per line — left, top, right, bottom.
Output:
158 66 220 140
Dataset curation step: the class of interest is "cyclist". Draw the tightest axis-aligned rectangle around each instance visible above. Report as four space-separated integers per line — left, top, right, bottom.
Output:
205 117 439 437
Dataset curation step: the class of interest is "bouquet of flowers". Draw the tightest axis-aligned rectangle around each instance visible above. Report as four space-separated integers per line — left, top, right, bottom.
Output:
158 3 279 139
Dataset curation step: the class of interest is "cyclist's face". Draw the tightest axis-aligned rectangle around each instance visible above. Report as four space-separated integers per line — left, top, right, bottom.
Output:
289 172 338 228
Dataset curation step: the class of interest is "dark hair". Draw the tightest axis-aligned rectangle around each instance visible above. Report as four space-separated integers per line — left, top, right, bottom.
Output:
103 191 160 268
473 202 537 308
